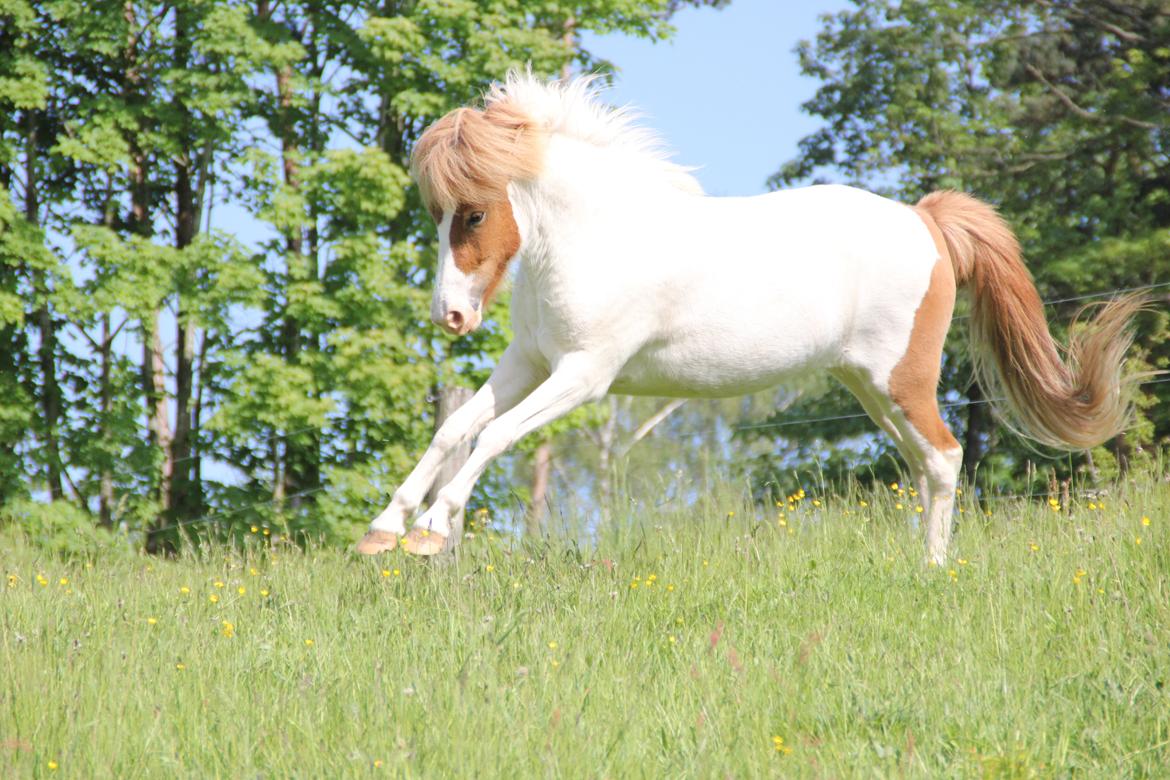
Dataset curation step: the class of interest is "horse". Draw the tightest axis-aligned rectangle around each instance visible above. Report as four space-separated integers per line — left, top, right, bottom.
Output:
356 73 1143 564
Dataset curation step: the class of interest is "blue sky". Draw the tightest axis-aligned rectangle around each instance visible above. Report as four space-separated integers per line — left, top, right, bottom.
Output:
582 0 851 196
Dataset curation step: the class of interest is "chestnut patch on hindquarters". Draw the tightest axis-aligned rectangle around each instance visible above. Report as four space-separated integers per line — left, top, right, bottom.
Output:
888 210 961 452
448 198 521 305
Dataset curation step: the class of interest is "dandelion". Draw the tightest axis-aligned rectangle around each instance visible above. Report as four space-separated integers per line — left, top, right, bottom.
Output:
957 558 968 566
221 620 235 638
304 639 314 647
237 586 246 595
915 506 924 514
1087 502 1097 510
6 574 16 587
260 589 270 598
1141 516 1150 526
726 511 735 519
812 499 821 507
59 577 69 586
486 564 494 572
262 528 271 536
667 584 675 592
209 594 219 604
393 569 401 577
1073 568 1086 585
890 482 899 491
48 760 58 771
859 500 868 508
669 635 677 644
382 569 391 578
772 735 793 755
947 569 958 581
250 525 258 533
179 586 190 595
214 580 225 589
175 662 186 671
249 567 259 576
373 759 383 768
36 574 48 587
702 560 709 568
547 641 558 650
147 617 158 625
895 503 904 510
1029 542 1039 553
1135 537 1142 546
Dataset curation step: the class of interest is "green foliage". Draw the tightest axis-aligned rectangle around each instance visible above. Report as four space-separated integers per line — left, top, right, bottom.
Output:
0 0 720 545
762 0 1170 494
0 498 122 556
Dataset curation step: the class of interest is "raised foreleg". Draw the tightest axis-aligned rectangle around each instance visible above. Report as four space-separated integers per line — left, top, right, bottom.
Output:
401 353 611 555
355 344 544 554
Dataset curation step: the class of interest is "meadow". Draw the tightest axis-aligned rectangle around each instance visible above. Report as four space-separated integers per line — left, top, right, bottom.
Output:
2 476 1167 778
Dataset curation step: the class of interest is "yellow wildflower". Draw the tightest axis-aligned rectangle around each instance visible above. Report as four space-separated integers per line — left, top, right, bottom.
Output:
1141 516 1150 526
772 735 793 755
209 594 219 604
221 620 235 638
237 586 246 595
179 586 190 595
304 639 314 647
147 617 158 625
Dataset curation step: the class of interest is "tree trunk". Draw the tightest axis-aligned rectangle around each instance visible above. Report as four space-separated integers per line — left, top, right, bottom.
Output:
425 385 473 549
143 315 174 554
961 379 987 483
24 109 64 500
526 440 553 536
597 397 620 511
98 314 114 528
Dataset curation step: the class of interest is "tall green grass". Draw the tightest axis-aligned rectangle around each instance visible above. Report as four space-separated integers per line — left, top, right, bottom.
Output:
2 477 1167 777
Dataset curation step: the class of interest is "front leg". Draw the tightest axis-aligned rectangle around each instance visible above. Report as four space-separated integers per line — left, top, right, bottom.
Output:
403 353 611 555
356 345 543 554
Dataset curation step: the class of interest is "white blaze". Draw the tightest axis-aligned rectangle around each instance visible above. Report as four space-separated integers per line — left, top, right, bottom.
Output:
432 210 481 329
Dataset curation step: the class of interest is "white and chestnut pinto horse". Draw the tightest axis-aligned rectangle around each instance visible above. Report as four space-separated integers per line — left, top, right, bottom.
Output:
357 74 1141 564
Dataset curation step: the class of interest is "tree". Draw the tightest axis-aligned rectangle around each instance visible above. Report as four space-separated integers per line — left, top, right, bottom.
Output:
760 0 1170 494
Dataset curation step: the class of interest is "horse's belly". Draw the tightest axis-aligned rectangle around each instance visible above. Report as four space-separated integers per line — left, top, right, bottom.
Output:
608 332 830 398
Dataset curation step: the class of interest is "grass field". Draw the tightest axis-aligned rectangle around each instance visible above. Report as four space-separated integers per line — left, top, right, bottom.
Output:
2 477 1168 778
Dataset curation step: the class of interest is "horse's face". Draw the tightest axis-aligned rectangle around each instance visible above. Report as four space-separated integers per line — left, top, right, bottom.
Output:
431 197 521 336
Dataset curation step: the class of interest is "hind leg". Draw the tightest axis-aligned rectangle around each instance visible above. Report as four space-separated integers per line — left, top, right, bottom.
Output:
885 397 962 564
839 368 961 563
833 369 928 503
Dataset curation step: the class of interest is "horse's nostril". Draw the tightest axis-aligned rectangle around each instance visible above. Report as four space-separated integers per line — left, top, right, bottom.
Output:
446 310 465 331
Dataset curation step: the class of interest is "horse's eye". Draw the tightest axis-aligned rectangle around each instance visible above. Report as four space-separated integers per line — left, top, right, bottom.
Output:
467 211 485 227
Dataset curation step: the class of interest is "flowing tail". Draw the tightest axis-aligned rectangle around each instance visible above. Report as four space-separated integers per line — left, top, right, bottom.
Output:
916 190 1144 450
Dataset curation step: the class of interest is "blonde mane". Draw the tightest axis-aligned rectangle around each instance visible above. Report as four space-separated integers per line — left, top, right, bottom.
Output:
411 72 702 212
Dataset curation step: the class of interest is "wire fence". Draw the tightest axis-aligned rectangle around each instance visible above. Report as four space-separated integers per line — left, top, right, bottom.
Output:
149 281 1169 536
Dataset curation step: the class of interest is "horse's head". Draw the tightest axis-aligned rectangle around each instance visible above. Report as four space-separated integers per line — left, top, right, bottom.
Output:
412 101 544 336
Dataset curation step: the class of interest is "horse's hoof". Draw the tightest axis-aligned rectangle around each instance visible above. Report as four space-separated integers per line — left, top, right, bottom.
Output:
401 528 447 556
355 530 399 555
